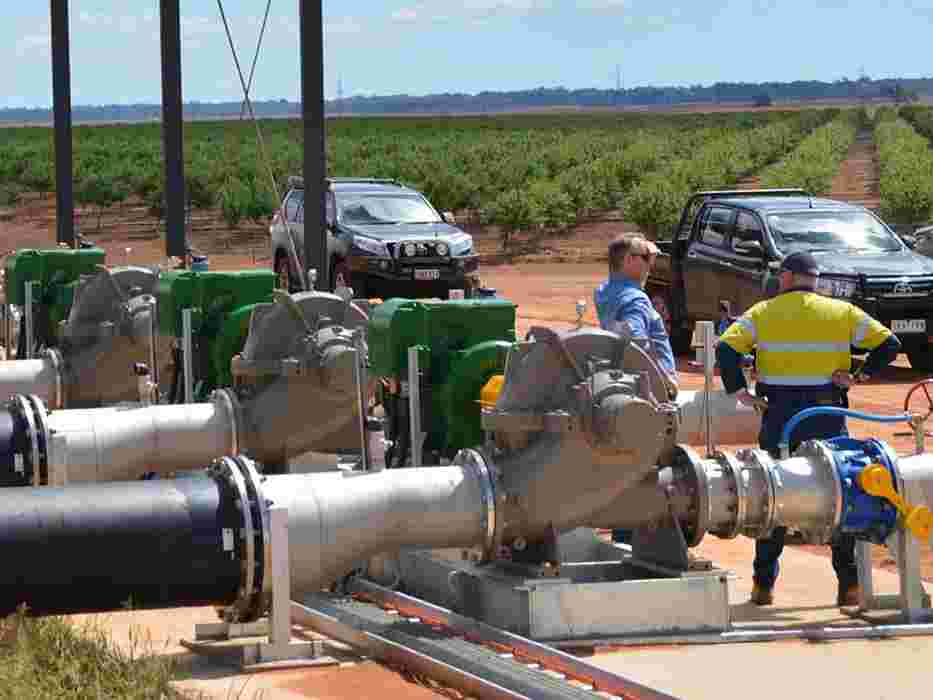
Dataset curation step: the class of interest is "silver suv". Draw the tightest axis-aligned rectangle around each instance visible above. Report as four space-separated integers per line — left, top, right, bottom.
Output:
269 177 480 298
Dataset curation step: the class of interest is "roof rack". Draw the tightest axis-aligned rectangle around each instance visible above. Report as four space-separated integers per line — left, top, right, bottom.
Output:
692 188 812 199
286 175 405 190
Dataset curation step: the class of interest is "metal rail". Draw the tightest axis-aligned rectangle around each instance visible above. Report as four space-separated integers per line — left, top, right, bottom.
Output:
291 578 679 700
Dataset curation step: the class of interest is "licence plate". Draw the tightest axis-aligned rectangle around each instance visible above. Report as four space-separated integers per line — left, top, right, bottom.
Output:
414 269 440 281
892 319 926 333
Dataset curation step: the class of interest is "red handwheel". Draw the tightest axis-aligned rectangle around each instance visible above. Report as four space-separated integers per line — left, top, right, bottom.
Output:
903 379 933 422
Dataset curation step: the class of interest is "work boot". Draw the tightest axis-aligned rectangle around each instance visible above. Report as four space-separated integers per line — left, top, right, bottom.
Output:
750 584 774 606
837 584 861 607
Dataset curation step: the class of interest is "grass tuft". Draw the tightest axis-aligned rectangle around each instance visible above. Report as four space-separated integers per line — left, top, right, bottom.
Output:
0 607 182 700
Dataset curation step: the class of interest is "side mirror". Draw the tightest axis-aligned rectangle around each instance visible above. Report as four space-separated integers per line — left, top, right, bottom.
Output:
734 239 763 256
901 234 917 249
442 211 457 225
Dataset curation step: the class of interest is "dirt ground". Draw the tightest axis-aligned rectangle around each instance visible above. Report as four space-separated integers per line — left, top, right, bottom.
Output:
2 126 932 697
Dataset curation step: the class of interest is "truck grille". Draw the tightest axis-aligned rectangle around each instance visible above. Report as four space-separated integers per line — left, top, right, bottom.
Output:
390 241 447 259
863 276 933 298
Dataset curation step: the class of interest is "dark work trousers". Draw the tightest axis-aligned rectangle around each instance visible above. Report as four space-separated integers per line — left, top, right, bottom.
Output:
752 384 858 591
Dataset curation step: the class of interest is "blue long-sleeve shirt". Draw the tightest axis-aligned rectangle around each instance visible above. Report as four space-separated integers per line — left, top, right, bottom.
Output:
594 275 676 377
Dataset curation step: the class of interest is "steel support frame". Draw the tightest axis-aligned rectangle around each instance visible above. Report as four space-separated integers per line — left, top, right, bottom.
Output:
50 0 75 247
190 506 335 670
51 1 327 271
160 0 187 259
300 0 328 291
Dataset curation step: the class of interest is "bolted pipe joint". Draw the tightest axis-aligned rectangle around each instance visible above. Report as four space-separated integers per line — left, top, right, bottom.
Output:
667 436 915 547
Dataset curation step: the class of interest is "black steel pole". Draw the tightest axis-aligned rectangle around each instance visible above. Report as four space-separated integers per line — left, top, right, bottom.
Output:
50 0 74 247
160 0 187 260
300 0 328 290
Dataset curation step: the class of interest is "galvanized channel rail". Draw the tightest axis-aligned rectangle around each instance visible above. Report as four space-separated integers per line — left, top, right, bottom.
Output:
291 579 679 700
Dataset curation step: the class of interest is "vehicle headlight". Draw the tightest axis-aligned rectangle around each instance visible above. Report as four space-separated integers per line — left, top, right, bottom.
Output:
404 243 417 257
448 233 474 256
353 236 389 257
435 242 449 256
817 277 856 298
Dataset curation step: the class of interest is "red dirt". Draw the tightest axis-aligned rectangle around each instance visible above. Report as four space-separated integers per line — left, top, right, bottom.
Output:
829 129 881 209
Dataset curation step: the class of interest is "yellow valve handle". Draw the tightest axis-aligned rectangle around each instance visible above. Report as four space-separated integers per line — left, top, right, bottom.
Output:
859 464 933 542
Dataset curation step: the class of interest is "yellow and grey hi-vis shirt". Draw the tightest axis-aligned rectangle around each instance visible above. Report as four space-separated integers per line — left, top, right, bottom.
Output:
719 290 892 387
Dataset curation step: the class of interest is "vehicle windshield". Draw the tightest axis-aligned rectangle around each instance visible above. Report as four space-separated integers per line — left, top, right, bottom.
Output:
767 210 903 253
337 193 441 225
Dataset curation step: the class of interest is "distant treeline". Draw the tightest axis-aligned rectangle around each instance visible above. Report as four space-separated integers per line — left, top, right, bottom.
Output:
2 77 931 124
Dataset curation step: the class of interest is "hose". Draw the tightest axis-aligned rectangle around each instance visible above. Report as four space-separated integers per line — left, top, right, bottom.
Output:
780 406 912 457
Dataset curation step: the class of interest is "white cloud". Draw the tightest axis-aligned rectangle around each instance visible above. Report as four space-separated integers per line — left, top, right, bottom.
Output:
388 0 628 27
182 16 222 38
326 16 365 35
15 31 50 60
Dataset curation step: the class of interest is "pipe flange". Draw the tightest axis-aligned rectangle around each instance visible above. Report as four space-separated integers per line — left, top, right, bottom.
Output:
25 395 50 487
736 448 777 538
669 445 708 545
211 456 260 622
454 448 498 561
40 347 65 410
715 450 747 540
11 394 42 487
795 439 843 541
234 455 272 609
211 389 243 456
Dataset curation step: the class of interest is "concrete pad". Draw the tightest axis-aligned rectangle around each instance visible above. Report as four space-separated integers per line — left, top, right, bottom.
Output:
588 538 933 700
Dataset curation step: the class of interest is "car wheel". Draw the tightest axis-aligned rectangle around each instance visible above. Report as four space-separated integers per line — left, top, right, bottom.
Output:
274 253 296 293
906 346 933 373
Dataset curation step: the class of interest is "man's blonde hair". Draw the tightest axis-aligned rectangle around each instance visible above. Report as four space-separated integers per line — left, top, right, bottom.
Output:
608 234 659 271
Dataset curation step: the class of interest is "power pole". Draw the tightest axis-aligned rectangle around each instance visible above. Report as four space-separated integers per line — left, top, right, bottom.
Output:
337 76 344 116
50 0 74 247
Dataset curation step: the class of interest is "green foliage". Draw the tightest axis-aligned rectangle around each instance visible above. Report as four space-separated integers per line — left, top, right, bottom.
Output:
875 115 933 224
0 609 180 700
758 113 858 194
625 109 839 237
0 109 837 248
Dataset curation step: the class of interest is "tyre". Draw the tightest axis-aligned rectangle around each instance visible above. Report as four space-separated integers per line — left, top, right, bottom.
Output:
649 288 692 355
274 253 298 293
906 345 933 372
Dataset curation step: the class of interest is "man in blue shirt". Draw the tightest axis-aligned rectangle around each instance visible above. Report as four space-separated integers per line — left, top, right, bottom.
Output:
594 234 677 384
595 234 678 547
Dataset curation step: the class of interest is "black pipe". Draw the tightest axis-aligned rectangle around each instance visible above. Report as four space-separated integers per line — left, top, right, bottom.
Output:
50 0 75 247
160 0 187 260
300 0 328 290
0 475 243 616
0 405 31 487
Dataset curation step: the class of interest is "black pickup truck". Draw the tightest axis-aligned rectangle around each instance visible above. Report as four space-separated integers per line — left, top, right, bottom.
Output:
646 189 933 371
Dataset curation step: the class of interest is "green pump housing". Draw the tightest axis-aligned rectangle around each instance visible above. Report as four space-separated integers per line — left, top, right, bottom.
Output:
2 247 107 348
156 269 277 399
368 297 517 461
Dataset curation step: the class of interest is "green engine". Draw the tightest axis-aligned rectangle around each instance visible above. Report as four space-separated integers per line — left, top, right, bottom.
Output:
2 247 107 353
157 269 277 401
368 297 517 467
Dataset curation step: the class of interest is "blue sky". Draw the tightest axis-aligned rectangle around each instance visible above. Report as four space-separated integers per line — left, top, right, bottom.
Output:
3 1 933 109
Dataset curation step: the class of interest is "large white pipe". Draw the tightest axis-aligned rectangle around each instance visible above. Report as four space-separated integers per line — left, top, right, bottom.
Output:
44 397 237 484
0 352 61 408
262 466 489 596
675 389 760 445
